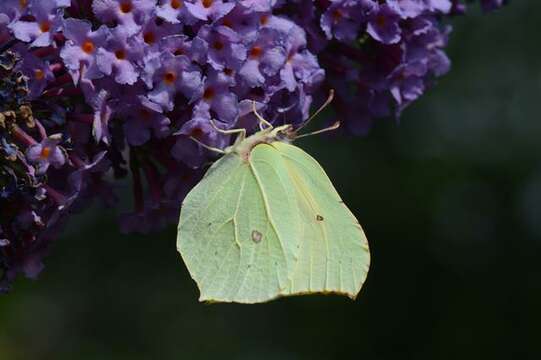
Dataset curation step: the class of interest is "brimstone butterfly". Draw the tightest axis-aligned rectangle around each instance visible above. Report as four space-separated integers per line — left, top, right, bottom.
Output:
177 92 370 303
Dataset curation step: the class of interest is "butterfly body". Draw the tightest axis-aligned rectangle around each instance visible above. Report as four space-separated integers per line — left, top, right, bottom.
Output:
223 124 294 161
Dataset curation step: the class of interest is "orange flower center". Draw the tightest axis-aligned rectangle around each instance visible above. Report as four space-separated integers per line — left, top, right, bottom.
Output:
223 68 233 76
287 52 294 63
39 21 51 33
249 46 262 59
19 0 28 9
202 0 213 8
82 40 95 54
115 49 126 60
376 15 386 27
203 87 214 100
34 69 45 80
260 15 269 25
222 19 233 28
171 0 183 9
331 9 342 22
40 146 51 159
174 48 185 56
143 32 155 44
120 1 133 13
191 128 203 139
163 71 177 85
212 41 224 51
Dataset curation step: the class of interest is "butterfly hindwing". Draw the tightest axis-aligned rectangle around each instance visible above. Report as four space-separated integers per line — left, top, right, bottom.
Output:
177 154 246 302
177 145 301 303
271 142 370 299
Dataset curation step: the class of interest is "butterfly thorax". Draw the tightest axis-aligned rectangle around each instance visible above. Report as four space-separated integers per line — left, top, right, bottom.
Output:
226 124 295 162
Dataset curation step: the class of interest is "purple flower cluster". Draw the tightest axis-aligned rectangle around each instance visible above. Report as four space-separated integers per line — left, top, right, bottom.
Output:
0 0 506 291
0 46 107 290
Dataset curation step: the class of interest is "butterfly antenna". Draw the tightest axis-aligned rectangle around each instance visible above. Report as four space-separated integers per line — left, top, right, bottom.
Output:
295 121 340 139
252 101 273 130
296 89 335 132
189 136 226 154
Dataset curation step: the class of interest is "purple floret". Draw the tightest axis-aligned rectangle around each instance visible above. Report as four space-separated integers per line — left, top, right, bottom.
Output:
9 0 64 47
239 27 287 87
147 52 203 111
92 0 155 36
60 19 110 82
195 24 247 71
97 27 144 85
185 0 235 22
26 137 67 174
172 102 230 168
123 97 171 146
0 0 30 25
198 68 239 124
321 0 375 42
367 3 402 45
157 0 192 24
18 53 55 98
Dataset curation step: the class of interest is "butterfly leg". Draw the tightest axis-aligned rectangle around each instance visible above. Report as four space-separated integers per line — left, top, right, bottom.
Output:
189 136 226 154
252 101 273 130
209 119 246 143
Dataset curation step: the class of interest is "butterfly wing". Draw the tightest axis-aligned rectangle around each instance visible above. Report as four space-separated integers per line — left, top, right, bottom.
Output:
177 146 301 303
271 141 370 299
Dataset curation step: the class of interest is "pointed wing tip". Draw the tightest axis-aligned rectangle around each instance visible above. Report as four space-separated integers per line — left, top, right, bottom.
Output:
198 296 237 305
198 293 225 304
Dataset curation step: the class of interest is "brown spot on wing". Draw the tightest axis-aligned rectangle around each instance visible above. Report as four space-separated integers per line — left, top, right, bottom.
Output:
251 230 262 243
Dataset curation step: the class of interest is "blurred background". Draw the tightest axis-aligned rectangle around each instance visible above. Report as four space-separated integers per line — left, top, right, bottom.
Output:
1 2 540 359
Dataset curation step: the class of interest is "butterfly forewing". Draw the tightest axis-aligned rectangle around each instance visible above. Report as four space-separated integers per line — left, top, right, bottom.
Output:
271 142 370 299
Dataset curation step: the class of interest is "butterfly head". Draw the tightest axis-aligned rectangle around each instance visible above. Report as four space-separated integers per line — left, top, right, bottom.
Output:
269 124 296 143
225 90 337 161
277 124 299 142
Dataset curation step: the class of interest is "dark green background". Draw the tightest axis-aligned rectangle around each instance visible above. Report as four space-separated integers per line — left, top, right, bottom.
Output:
2 2 540 359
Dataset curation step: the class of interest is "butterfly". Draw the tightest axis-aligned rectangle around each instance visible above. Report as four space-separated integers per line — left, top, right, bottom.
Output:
177 91 370 303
